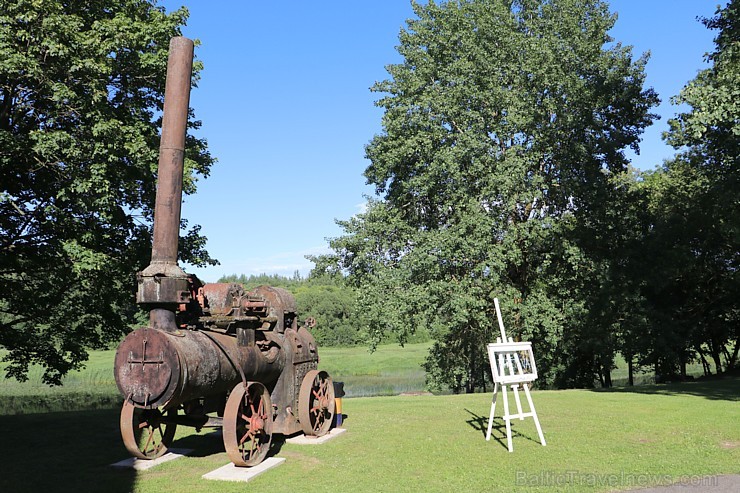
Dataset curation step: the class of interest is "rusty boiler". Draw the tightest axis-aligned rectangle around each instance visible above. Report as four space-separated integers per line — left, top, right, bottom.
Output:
113 37 335 467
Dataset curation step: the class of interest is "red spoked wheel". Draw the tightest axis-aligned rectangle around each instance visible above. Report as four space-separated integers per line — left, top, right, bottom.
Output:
120 400 177 459
223 382 273 467
298 370 335 437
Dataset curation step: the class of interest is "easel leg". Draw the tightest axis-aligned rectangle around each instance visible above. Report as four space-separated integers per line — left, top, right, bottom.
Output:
486 382 499 441
523 384 546 446
501 384 513 452
512 384 524 420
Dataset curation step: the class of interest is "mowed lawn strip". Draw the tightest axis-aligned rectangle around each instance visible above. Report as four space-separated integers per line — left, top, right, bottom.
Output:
0 377 737 493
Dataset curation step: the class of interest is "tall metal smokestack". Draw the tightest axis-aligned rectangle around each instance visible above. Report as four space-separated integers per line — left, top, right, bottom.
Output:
136 37 195 331
151 37 193 264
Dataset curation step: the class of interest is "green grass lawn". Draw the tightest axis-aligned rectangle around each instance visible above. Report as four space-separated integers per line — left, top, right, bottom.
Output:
0 349 121 414
0 344 737 491
0 377 737 493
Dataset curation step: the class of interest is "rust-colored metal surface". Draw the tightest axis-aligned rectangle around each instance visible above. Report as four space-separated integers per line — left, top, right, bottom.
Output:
114 36 336 469
115 327 180 408
115 324 286 409
151 36 193 265
298 370 335 437
120 400 177 459
223 382 273 467
137 37 194 331
201 283 245 316
253 286 297 314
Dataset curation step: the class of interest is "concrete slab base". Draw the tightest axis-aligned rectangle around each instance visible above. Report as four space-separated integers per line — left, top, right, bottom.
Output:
110 448 193 471
285 427 347 445
202 457 285 482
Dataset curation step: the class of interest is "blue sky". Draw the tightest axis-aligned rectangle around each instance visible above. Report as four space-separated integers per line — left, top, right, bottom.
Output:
160 1 724 282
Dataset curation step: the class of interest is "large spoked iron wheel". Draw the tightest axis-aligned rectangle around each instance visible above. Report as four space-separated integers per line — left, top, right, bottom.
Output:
223 382 273 467
298 370 335 437
120 400 178 459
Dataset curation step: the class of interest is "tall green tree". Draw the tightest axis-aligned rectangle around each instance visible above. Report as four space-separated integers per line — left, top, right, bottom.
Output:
313 0 658 391
645 0 739 375
0 0 216 384
633 163 724 379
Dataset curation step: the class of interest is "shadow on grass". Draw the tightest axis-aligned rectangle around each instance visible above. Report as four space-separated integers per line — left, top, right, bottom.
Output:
169 426 288 461
170 428 226 458
0 403 356 493
590 375 739 402
0 408 137 493
171 424 337 462
463 408 540 451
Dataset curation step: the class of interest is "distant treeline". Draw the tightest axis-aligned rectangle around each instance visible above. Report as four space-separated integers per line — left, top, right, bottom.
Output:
217 273 431 347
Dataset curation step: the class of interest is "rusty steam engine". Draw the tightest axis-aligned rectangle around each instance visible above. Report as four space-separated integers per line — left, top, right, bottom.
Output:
114 37 335 467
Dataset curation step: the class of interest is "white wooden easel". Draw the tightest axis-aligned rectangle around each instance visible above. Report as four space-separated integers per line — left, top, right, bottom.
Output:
485 298 546 452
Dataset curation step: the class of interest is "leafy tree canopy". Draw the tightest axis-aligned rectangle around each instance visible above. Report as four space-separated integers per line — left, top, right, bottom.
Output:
313 0 659 391
0 0 216 384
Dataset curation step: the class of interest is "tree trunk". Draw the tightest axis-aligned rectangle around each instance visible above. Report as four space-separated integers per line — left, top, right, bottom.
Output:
0 87 13 130
721 343 737 371
711 352 723 374
466 363 475 393
710 339 723 374
466 341 476 394
628 357 634 386
728 341 739 370
697 347 711 376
